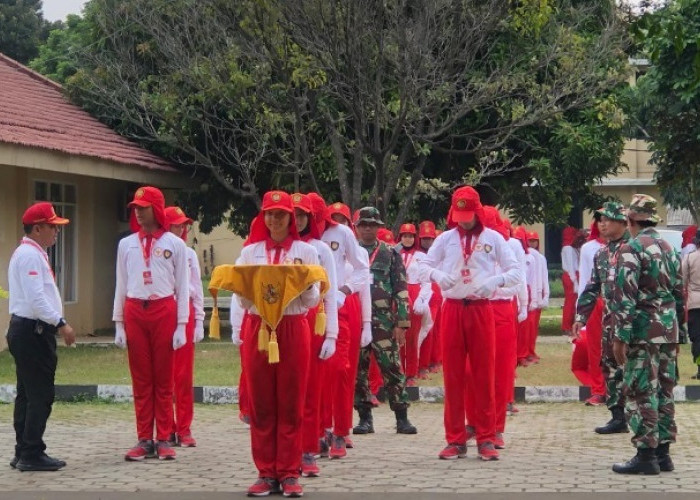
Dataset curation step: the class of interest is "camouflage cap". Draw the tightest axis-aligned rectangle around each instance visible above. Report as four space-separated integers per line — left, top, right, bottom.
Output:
627 194 662 223
355 206 385 226
595 201 627 222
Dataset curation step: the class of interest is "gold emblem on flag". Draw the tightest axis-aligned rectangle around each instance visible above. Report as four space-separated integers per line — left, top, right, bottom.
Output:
263 283 280 304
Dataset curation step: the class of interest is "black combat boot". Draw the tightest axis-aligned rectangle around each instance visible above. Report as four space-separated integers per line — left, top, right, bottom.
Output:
352 408 374 434
394 408 417 434
612 448 660 475
655 442 674 472
595 406 629 434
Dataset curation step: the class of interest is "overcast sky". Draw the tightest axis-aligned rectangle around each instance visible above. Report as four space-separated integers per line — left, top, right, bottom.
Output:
43 0 86 22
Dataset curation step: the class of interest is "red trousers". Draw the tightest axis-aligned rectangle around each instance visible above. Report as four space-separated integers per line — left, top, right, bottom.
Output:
302 307 326 454
400 283 421 378
585 298 606 396
561 273 577 332
238 313 251 419
528 308 542 358
571 328 593 387
441 299 496 445
243 314 310 481
517 288 532 361
464 300 517 434
124 296 176 442
172 301 195 436
430 285 443 366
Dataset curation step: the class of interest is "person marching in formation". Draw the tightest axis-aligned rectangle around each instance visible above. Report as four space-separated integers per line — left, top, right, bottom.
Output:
113 186 190 461
165 206 206 447
317 198 371 462
417 187 522 461
417 220 443 377
395 223 433 387
291 193 339 479
526 231 549 364
561 226 582 336
353 207 418 436
7 202 76 471
512 226 535 368
573 202 630 435
234 190 323 497
682 228 700 380
576 219 607 406
681 225 698 258
609 194 685 475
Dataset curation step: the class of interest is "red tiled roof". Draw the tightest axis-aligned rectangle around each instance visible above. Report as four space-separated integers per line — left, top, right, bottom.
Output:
0 53 176 173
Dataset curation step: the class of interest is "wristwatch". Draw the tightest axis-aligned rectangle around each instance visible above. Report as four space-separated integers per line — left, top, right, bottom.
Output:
56 317 66 328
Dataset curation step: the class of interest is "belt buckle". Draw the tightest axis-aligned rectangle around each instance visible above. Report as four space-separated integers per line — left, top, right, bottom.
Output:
462 298 471 306
142 300 149 309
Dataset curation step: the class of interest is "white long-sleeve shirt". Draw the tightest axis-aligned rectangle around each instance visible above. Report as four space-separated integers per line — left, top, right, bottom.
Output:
577 239 604 298
234 240 321 315
524 252 539 308
187 247 205 322
530 248 549 308
399 248 433 306
113 232 190 324
8 237 63 325
496 237 528 309
308 238 339 339
416 226 522 300
561 245 579 290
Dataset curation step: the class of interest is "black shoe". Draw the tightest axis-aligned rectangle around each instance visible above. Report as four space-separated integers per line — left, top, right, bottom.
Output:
168 432 179 447
612 451 660 475
9 456 18 469
395 408 418 434
656 443 674 472
16 454 65 472
353 408 374 435
595 418 629 434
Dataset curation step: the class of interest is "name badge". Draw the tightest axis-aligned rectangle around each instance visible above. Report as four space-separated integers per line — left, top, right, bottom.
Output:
462 268 472 284
143 270 153 285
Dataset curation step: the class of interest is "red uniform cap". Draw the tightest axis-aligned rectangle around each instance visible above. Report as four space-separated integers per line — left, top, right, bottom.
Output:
247 190 300 245
527 230 539 241
291 193 313 214
22 202 69 225
263 190 294 213
292 193 322 239
512 226 529 254
399 223 417 235
328 202 351 224
449 186 482 224
377 228 395 244
128 186 168 232
307 192 336 235
165 206 193 242
418 221 437 239
482 206 509 239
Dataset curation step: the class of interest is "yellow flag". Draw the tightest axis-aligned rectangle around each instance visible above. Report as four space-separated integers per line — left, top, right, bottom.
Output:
208 302 221 340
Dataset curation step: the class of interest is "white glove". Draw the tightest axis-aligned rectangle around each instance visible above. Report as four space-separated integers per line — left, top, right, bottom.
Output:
337 291 347 309
114 322 127 349
319 337 337 360
418 312 433 348
431 270 456 290
528 302 538 312
540 299 549 309
413 298 428 316
517 307 528 323
194 320 205 343
361 322 373 347
173 324 187 350
474 276 504 298
231 328 243 346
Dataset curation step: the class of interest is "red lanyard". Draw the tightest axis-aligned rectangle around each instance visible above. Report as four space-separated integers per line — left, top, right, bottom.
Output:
267 247 287 265
138 235 154 268
460 233 479 268
22 238 55 280
368 244 381 266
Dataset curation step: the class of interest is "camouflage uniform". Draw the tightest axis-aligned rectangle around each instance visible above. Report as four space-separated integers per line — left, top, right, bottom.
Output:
354 208 411 412
609 195 687 451
576 202 629 411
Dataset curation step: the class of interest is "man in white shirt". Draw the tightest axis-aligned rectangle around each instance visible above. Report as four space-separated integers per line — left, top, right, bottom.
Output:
561 226 581 334
113 186 190 461
526 231 549 363
417 187 521 462
7 202 75 471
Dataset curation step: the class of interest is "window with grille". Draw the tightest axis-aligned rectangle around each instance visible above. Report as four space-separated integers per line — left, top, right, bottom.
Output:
33 181 77 302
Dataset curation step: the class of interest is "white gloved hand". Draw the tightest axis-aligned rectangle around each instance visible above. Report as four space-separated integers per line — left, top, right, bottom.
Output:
114 322 127 349
418 312 433 348
517 307 528 323
319 337 337 360
194 320 205 343
413 298 428 316
361 322 373 347
528 302 538 312
173 324 187 350
337 290 347 309
540 299 549 309
474 276 504 298
231 328 243 346
431 270 456 290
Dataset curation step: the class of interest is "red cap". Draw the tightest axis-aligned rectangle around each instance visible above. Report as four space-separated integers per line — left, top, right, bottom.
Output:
418 221 437 239
352 209 361 225
262 190 294 213
513 226 529 254
247 190 300 245
165 206 193 226
291 193 313 214
128 186 168 232
328 202 351 224
292 193 321 239
399 223 417 235
307 192 335 235
450 186 482 224
527 230 539 241
22 202 70 225
377 228 395 244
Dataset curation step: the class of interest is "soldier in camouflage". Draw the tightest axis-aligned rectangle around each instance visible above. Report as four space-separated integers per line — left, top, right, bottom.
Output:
352 207 417 435
573 202 630 434
609 194 686 475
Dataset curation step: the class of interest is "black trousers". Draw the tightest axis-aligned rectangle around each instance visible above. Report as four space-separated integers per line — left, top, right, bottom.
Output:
7 315 57 459
688 308 700 367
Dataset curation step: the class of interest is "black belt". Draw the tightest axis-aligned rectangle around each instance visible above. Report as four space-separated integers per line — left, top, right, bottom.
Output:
445 298 490 307
10 314 57 335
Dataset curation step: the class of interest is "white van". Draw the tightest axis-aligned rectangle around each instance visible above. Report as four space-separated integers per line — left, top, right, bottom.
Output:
655 228 682 252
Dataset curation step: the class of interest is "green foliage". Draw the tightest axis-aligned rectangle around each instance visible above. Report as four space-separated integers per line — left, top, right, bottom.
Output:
0 0 58 63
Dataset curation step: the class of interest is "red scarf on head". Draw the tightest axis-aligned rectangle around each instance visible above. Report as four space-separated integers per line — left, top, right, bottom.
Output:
562 226 578 246
588 220 605 244
246 212 300 246
683 225 698 248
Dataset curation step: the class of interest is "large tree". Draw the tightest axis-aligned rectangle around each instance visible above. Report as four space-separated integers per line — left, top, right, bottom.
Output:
31 0 629 234
0 0 61 63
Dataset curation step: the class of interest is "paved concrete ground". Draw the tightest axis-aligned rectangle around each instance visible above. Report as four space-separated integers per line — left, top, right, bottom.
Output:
1 402 700 496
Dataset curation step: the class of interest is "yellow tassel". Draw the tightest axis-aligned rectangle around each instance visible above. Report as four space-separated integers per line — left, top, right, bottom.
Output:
209 306 221 340
314 312 326 336
268 330 280 364
258 324 269 352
